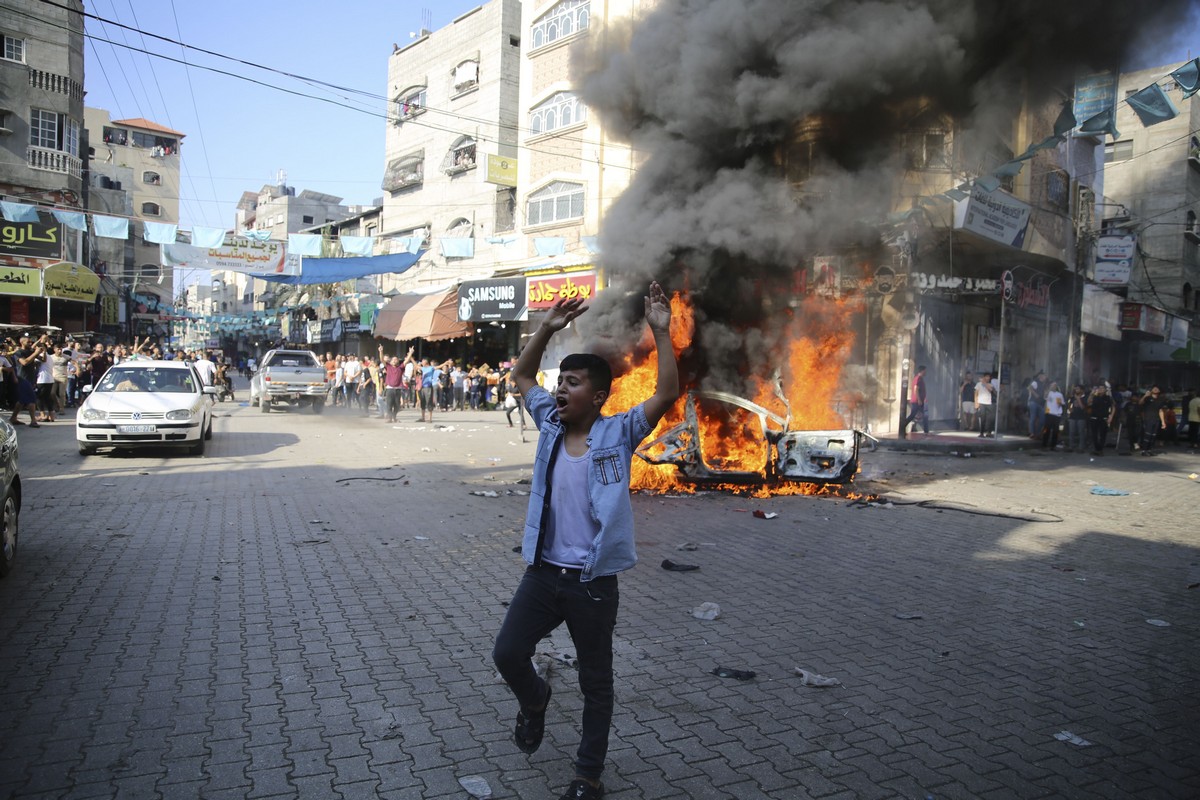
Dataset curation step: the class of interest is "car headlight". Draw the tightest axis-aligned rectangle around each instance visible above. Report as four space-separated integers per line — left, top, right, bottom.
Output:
81 408 107 421
165 409 193 421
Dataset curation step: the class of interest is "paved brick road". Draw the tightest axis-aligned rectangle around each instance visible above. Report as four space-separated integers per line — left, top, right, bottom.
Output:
0 397 1196 799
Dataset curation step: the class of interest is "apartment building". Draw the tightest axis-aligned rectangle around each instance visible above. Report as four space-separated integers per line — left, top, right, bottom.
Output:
0 0 85 329
380 0 522 291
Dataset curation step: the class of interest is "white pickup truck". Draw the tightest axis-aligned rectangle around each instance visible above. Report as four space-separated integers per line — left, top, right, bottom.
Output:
249 349 329 413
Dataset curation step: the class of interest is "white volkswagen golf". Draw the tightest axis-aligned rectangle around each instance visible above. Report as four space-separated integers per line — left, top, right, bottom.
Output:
76 359 216 456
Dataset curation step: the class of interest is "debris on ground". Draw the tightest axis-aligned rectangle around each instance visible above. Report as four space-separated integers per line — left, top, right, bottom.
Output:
1051 564 1075 572
1053 730 1094 747
414 536 429 541
691 602 721 620
677 542 700 551
752 510 779 519
794 667 841 687
893 612 924 620
1090 486 1130 496
532 653 553 680
661 559 700 572
458 775 493 798
470 490 500 497
712 666 756 680
1145 618 1171 627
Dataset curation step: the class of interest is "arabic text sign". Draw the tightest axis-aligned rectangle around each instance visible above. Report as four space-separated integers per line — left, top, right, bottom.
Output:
528 272 597 309
1094 234 1136 285
0 219 61 259
0 266 42 297
161 236 295 275
959 186 1031 249
485 154 518 187
42 261 99 303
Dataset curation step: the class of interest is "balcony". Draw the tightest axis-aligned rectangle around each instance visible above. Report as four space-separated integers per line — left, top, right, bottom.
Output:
1186 225 1200 245
27 145 81 179
1189 147 1200 172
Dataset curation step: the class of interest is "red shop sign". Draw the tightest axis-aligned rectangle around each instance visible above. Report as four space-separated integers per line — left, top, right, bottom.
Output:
528 272 598 309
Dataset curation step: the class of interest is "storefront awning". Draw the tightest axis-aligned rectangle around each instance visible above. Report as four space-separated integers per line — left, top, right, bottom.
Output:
373 287 471 342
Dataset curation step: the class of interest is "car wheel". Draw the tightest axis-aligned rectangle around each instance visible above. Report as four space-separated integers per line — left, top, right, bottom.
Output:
0 485 18 578
260 398 270 413
204 419 213 440
78 443 96 456
312 398 325 414
189 435 206 456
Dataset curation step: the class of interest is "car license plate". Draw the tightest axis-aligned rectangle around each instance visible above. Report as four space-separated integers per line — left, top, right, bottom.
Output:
117 424 156 434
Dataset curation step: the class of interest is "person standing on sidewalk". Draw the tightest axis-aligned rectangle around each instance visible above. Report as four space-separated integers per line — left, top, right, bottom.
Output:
1188 390 1200 449
902 365 929 436
1139 386 1166 456
1066 385 1088 452
1027 371 1046 439
974 372 995 437
959 372 976 431
1042 381 1064 451
492 281 679 800
1087 384 1115 456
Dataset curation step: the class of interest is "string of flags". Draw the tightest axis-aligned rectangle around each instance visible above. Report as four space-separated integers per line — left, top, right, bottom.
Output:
916 58 1200 210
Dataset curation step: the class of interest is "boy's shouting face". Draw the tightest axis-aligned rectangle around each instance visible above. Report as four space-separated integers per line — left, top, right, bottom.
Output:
555 369 607 425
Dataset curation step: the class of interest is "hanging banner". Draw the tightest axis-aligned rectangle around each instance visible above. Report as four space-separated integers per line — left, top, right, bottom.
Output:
457 277 527 322
811 255 841 297
528 271 597 309
1072 72 1118 137
100 294 120 325
41 261 99 303
0 218 61 259
0 266 42 296
161 236 296 276
1093 234 1136 285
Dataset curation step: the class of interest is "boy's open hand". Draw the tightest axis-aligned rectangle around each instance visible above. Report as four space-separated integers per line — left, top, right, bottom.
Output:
645 281 671 333
543 296 588 332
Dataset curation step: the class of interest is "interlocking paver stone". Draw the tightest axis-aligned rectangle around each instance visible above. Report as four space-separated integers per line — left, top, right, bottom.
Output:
0 403 1196 798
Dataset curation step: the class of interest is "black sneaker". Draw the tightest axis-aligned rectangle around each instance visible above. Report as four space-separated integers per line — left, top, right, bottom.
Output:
560 779 604 800
514 683 551 753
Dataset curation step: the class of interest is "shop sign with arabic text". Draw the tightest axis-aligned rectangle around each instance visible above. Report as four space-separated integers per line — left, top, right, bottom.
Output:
0 219 61 259
528 272 597 309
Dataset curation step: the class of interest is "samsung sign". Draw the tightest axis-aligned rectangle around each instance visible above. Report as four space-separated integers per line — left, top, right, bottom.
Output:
458 277 528 322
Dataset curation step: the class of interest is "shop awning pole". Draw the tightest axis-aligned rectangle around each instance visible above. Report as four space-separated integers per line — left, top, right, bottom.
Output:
995 291 1006 438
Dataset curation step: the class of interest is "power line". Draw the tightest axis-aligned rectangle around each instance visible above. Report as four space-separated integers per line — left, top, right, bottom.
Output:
168 0 223 229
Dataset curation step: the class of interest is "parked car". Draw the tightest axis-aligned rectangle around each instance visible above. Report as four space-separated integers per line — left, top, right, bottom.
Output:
0 418 21 578
76 360 216 456
249 349 328 413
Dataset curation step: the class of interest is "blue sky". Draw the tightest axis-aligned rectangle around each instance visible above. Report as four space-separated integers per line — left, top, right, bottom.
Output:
81 1 1199 233
83 0 485 230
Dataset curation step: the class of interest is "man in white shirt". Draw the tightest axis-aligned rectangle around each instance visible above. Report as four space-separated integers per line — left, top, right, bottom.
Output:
193 351 217 386
341 354 363 406
974 372 995 437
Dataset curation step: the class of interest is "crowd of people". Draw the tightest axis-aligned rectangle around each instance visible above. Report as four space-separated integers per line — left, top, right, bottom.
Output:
955 368 1200 456
0 334 234 426
316 349 532 426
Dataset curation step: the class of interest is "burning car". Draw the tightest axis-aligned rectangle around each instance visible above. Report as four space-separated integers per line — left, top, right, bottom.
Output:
635 389 875 487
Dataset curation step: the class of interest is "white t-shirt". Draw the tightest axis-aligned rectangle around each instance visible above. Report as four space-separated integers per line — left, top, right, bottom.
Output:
1045 390 1065 416
342 360 362 383
975 380 993 405
543 442 600 568
36 357 55 384
193 358 217 385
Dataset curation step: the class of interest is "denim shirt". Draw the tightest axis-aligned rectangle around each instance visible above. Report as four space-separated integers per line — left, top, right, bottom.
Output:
521 384 653 581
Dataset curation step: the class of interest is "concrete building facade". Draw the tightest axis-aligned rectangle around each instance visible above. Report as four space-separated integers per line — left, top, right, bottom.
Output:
380 0 522 292
1099 62 1200 387
0 0 85 330
83 110 185 339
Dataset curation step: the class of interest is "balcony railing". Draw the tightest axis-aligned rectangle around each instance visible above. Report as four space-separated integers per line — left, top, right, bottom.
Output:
27 145 81 179
28 68 84 102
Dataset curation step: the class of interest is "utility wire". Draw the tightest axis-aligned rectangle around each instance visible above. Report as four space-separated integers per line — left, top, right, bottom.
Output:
168 0 223 229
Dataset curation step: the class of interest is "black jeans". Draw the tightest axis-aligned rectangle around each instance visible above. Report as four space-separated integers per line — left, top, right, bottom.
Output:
493 564 619 782
385 387 402 419
903 401 928 434
1090 418 1108 452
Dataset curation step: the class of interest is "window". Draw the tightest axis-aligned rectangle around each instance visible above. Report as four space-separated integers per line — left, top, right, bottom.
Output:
904 130 949 169
1104 140 1133 163
526 181 584 226
1185 283 1194 310
140 264 158 278
447 217 473 236
530 92 587 135
531 0 590 49
142 202 161 216
453 60 479 92
3 35 24 63
143 171 161 185
395 87 427 122
30 109 79 155
1187 211 1199 244
443 136 477 174
382 151 425 191
302 215 314 224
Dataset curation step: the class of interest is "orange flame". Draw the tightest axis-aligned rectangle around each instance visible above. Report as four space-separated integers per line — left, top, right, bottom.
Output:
607 290 864 496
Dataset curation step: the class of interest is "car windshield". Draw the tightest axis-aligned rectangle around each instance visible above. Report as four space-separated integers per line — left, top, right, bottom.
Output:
96 367 197 393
